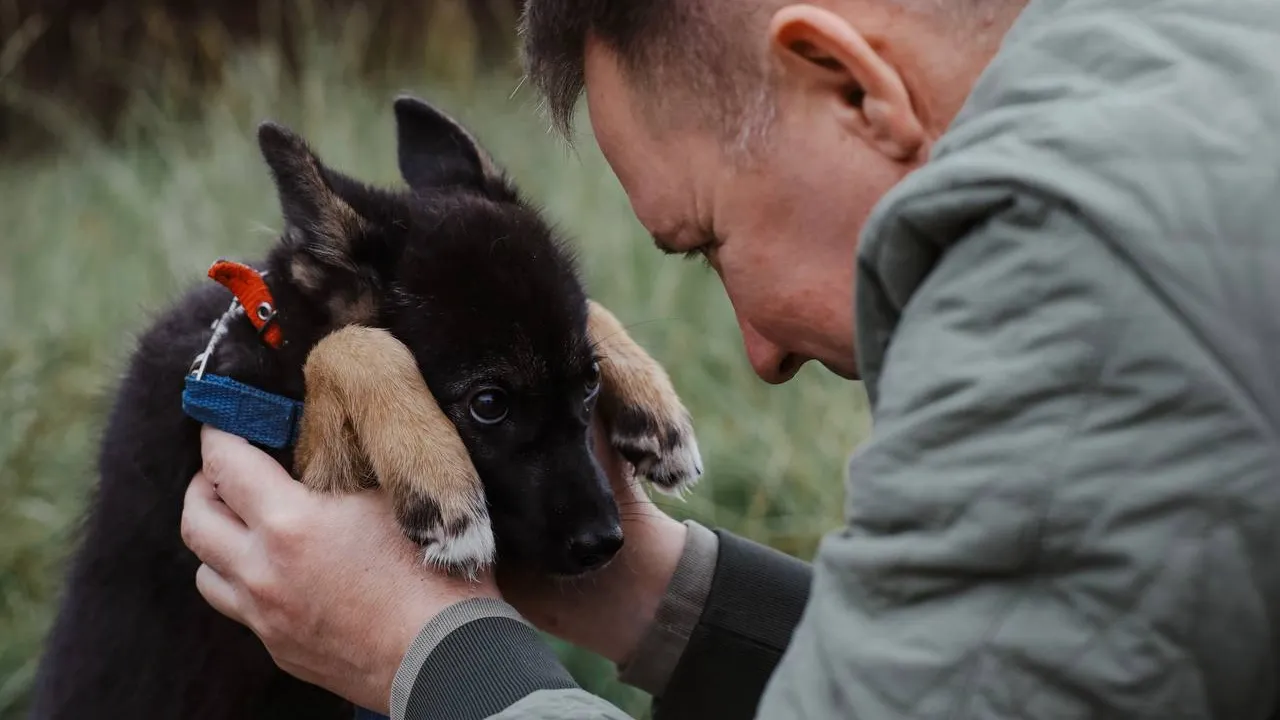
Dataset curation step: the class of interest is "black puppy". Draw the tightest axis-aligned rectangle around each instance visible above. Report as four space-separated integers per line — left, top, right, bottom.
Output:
27 96 701 720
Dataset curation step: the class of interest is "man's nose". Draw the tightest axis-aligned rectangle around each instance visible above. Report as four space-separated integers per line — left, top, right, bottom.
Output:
739 318 802 384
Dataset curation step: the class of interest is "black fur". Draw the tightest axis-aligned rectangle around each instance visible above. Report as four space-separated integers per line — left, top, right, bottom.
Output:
28 96 622 719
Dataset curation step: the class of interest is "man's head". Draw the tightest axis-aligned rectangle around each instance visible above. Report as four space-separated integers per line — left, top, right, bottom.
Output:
520 0 1025 382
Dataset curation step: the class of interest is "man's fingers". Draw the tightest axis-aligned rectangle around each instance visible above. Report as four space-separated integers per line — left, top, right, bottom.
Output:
181 471 252 575
200 425 305 527
195 563 245 624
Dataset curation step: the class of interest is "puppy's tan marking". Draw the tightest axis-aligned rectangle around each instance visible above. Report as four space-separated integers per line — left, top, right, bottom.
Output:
327 288 378 326
587 300 703 494
289 255 325 292
294 325 494 576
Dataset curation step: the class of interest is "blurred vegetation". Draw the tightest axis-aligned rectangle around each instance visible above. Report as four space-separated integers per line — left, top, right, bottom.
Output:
0 2 869 717
0 0 521 152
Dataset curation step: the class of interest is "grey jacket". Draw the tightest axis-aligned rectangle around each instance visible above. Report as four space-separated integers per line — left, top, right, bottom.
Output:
392 0 1280 716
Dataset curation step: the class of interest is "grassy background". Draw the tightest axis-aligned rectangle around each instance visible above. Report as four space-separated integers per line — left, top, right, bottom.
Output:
0 9 870 718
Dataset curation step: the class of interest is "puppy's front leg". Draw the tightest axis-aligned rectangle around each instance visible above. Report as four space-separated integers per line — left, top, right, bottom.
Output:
587 300 703 495
295 326 494 577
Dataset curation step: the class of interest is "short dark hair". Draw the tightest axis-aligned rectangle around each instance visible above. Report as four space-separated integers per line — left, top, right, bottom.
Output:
518 0 764 140
519 0 1023 143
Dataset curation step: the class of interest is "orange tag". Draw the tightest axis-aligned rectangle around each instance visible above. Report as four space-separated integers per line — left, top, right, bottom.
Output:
207 260 284 349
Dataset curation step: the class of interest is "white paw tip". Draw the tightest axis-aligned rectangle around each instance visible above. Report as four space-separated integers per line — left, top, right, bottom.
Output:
420 513 497 578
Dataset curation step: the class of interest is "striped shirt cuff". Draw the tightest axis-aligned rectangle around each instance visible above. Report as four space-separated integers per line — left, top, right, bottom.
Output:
389 597 532 720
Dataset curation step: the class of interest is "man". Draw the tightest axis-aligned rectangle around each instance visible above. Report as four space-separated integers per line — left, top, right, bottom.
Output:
180 0 1280 717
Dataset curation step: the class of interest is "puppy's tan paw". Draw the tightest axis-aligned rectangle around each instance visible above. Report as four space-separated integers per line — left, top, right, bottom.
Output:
607 398 703 496
395 487 495 580
587 300 704 496
298 324 495 577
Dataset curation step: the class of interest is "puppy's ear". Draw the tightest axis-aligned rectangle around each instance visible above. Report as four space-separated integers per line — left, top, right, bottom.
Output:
393 95 511 197
258 121 367 273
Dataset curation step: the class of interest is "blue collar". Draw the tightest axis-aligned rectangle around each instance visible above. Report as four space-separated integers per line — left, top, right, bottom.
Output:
182 373 304 450
180 283 303 450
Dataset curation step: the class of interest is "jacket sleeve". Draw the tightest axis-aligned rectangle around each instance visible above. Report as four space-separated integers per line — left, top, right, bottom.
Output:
754 197 1277 718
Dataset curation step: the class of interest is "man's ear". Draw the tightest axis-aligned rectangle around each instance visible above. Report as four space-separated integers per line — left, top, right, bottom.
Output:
767 6 926 162
257 122 367 273
392 95 512 196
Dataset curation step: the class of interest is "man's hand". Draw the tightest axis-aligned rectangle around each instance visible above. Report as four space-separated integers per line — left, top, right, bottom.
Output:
180 426 498 714
181 417 690 711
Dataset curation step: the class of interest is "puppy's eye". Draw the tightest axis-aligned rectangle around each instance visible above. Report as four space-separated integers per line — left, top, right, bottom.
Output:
585 360 601 402
469 388 509 425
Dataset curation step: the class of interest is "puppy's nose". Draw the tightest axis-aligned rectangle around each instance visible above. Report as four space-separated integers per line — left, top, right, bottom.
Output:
566 525 624 572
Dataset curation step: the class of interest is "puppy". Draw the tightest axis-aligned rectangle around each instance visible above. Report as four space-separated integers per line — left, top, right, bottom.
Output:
27 96 701 720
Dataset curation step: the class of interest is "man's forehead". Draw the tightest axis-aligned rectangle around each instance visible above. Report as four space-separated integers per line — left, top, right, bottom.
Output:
582 37 636 130
582 37 706 251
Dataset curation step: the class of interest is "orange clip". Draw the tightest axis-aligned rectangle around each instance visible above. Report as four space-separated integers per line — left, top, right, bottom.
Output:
208 259 284 349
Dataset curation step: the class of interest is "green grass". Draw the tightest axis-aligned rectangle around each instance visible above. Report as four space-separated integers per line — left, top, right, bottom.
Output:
0 29 870 719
